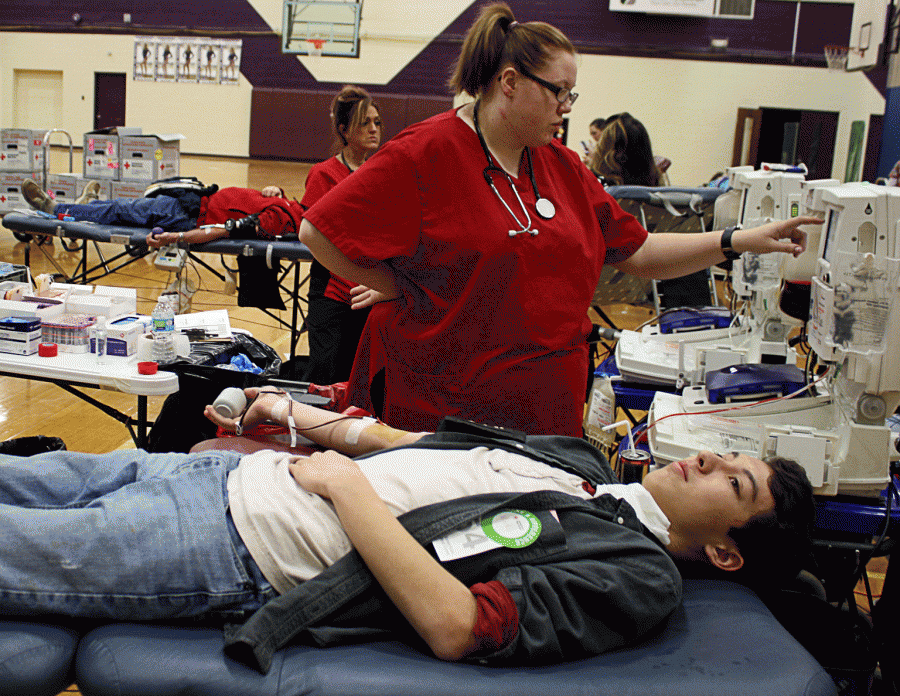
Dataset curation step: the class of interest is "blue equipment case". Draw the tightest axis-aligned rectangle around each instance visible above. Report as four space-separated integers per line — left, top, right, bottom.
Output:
705 364 806 404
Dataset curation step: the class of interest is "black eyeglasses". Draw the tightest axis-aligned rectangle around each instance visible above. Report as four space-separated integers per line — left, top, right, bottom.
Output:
518 68 579 105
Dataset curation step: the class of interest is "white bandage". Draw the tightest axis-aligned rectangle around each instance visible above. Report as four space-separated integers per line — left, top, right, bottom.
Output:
271 396 293 422
271 396 298 448
344 416 375 446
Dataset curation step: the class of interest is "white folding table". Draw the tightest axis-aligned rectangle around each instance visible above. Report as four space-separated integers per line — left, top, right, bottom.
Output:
0 350 179 449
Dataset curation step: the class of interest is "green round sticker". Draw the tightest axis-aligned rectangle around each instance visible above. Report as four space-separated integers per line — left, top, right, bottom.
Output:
481 510 542 549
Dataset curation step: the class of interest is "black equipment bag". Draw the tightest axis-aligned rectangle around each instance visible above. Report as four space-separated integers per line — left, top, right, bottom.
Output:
763 588 876 695
0 435 67 456
146 333 282 453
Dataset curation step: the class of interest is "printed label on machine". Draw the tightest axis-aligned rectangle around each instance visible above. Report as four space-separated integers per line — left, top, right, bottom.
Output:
686 414 761 452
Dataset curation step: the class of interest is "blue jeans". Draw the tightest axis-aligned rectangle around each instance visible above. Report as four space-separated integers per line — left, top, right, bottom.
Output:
55 196 195 232
0 449 275 620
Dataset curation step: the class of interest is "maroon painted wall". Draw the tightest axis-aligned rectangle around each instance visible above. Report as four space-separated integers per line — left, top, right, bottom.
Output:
249 88 453 160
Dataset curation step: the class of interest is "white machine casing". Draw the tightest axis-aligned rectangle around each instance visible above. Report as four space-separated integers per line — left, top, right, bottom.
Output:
732 168 805 231
649 182 900 496
615 169 806 387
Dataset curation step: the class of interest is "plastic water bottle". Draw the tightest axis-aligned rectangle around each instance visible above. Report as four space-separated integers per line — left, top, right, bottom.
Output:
151 294 177 363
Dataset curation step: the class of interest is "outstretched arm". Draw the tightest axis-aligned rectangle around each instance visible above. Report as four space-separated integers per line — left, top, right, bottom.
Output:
615 215 823 280
147 226 228 249
203 387 424 456
210 388 519 660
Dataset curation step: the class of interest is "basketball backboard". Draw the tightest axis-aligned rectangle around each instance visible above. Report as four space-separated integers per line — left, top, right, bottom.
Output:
846 0 888 70
282 1 362 57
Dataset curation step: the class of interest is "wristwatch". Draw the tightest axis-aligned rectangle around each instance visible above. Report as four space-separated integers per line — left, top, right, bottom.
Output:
720 225 742 261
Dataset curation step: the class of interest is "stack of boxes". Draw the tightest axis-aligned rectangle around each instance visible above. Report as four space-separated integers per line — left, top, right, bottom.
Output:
0 273 141 357
0 129 46 214
81 127 182 200
0 126 182 214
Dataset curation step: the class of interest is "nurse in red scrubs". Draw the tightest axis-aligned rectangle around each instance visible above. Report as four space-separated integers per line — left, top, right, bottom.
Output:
299 2 819 436
299 86 383 385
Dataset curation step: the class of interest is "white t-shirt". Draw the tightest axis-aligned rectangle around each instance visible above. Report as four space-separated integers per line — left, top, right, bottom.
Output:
227 447 669 594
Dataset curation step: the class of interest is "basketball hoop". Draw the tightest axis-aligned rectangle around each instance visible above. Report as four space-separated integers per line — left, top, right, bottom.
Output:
307 38 325 57
824 45 849 71
823 44 864 72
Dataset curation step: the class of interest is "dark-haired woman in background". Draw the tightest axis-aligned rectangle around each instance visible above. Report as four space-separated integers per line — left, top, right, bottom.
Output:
588 112 663 186
299 85 382 385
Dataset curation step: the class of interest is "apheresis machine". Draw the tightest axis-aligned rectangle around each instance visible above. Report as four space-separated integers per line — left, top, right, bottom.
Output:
615 167 837 388
648 181 900 496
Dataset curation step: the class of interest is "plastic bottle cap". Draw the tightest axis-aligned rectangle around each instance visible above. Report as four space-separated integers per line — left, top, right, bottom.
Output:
137 361 159 375
38 342 58 357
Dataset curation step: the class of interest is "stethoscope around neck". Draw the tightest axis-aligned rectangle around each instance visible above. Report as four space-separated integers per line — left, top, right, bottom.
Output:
473 100 556 237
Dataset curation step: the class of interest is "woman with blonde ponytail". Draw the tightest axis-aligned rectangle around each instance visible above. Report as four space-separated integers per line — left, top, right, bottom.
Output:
299 2 817 436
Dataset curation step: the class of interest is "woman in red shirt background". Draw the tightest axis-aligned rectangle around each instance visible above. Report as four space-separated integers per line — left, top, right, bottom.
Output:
299 86 383 385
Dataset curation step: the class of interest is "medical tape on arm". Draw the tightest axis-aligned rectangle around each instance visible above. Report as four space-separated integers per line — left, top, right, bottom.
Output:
344 417 376 446
271 396 298 448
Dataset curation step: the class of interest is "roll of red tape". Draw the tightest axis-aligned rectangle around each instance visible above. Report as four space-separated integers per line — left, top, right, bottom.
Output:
137 361 158 375
38 342 58 357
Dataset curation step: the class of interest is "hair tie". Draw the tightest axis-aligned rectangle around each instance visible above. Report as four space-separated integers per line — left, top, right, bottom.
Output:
508 20 519 30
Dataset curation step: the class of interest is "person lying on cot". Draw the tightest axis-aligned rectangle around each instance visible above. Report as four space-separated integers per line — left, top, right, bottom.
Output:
0 388 814 674
20 177 303 244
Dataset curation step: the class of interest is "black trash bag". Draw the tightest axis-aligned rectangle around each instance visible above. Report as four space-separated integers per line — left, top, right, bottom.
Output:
237 256 286 311
147 334 282 453
0 435 67 456
279 354 310 381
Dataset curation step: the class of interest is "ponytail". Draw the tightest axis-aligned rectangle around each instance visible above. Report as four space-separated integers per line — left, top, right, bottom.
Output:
448 2 575 98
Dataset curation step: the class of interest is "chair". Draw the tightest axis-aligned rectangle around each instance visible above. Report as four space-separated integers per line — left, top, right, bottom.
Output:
599 186 727 320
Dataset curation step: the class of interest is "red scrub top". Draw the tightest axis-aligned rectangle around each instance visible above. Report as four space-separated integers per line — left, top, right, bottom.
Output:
304 109 647 436
300 156 356 303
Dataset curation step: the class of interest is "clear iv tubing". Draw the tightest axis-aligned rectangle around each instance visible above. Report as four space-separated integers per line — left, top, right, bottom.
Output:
636 363 837 446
